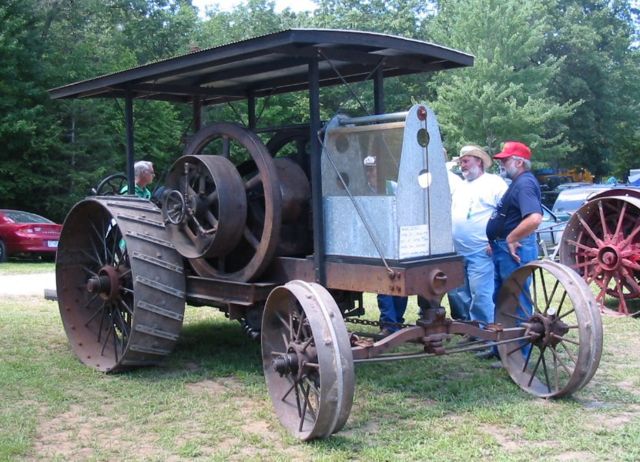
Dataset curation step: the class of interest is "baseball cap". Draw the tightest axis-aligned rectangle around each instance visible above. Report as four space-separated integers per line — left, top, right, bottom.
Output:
493 141 531 160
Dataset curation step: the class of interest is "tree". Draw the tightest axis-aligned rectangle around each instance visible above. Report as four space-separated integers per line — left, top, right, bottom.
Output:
0 0 68 219
542 0 640 178
427 0 578 164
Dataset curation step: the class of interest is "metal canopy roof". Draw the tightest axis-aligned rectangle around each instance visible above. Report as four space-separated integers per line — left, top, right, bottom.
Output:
48 29 473 106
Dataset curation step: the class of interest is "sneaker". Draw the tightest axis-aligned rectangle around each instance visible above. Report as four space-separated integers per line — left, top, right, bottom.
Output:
378 328 394 337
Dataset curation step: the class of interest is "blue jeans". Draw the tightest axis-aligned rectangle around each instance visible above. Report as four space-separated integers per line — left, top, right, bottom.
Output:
448 248 495 325
377 295 408 332
491 235 538 356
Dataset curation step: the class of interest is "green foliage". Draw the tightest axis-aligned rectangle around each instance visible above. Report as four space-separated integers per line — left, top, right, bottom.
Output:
428 0 578 163
0 0 639 222
542 0 640 178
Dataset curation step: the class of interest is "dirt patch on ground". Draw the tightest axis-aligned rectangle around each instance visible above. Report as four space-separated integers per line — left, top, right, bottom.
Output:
185 377 243 395
31 404 167 461
481 423 522 451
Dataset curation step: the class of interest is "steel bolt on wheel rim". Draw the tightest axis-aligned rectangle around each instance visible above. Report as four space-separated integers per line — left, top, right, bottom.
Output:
495 260 602 398
262 281 355 440
560 196 640 315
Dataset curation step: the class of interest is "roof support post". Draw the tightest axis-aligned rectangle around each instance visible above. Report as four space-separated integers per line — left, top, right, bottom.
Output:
308 58 325 284
374 67 384 114
248 93 256 130
125 88 135 195
193 97 202 132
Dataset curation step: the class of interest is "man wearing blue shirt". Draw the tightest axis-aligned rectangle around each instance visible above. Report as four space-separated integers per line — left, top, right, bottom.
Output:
486 141 543 334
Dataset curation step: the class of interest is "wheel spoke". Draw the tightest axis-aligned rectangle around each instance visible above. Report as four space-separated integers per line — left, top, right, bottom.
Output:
222 136 230 158
567 239 598 255
100 316 115 356
540 349 552 393
597 201 610 239
498 310 528 323
614 201 628 239
575 212 603 246
526 347 545 387
544 280 560 315
549 345 575 376
512 277 535 315
84 299 106 327
244 174 262 191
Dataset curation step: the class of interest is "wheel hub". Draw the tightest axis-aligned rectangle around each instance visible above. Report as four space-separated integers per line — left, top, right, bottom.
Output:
527 311 569 349
86 265 121 301
597 245 621 271
274 341 318 379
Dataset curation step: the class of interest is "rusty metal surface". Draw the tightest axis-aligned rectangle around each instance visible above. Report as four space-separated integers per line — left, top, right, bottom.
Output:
183 123 282 282
495 260 602 398
56 196 185 372
326 255 464 297
163 155 247 259
185 276 275 307
560 194 640 315
262 280 354 440
265 255 463 298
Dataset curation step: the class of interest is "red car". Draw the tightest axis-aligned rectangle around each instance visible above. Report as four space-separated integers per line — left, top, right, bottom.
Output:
0 209 62 262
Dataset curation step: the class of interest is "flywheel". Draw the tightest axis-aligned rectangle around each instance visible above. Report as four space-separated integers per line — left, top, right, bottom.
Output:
180 122 282 282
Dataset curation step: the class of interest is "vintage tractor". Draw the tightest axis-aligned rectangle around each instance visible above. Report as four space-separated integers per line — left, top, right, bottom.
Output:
50 29 603 440
559 187 640 315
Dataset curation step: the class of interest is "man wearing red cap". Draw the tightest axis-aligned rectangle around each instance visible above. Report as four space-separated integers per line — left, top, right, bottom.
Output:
486 141 542 352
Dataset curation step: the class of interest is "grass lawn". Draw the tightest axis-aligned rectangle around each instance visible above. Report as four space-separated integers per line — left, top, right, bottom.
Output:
1 293 639 461
0 261 55 275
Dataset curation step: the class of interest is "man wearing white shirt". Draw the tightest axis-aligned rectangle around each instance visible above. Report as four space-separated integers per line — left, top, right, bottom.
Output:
449 145 508 332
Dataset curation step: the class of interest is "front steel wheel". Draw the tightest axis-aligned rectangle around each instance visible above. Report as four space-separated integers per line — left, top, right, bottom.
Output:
56 196 186 372
495 260 602 398
262 281 355 440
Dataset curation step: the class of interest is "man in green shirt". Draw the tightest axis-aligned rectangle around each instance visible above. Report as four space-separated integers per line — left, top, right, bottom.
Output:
120 160 155 199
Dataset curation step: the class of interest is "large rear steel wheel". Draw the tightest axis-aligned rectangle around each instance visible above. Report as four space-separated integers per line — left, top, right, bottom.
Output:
182 123 282 282
495 260 602 398
560 195 640 315
56 196 185 372
262 281 355 440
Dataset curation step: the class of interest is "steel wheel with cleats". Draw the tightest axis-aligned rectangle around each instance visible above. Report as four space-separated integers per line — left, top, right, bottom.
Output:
262 280 355 440
56 196 185 372
560 195 640 315
495 260 602 398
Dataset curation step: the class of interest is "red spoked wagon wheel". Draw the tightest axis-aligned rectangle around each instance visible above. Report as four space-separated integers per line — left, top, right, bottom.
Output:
560 195 640 315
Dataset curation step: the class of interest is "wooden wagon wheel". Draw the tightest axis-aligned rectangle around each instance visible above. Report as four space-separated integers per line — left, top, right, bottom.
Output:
181 123 282 282
261 281 355 440
559 195 640 315
56 196 185 372
495 260 602 398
